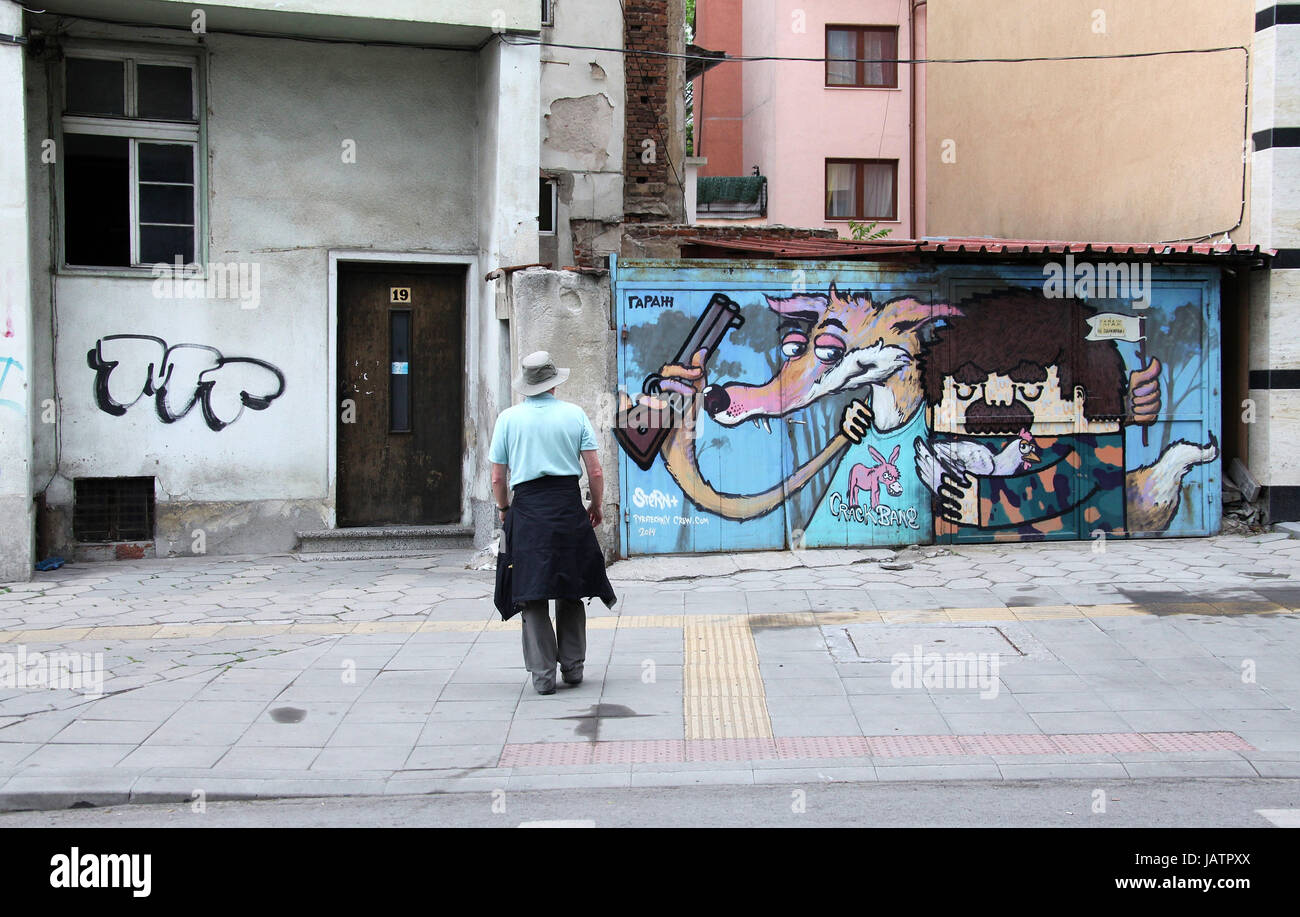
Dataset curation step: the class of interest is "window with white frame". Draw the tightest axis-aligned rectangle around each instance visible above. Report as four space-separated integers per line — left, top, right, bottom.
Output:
60 49 201 269
539 178 557 234
542 0 553 27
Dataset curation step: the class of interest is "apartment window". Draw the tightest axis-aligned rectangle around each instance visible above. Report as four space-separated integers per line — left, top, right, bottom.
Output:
539 178 557 234
825 159 897 221
826 26 898 88
542 0 553 26
60 50 201 269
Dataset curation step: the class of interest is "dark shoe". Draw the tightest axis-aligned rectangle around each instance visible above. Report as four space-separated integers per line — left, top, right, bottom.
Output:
561 666 583 686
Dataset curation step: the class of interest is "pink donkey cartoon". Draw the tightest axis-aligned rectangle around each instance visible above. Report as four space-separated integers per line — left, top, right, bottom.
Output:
847 445 903 509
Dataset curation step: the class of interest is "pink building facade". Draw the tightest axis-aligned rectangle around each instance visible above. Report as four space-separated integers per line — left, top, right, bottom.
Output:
694 0 924 238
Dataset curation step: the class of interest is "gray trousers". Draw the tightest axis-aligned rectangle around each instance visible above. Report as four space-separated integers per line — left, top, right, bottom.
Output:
520 599 586 683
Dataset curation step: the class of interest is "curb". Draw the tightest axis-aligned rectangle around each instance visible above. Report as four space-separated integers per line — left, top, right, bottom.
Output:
4 754 1299 813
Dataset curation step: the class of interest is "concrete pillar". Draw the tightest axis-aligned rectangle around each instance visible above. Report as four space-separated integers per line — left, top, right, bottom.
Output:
1248 4 1300 520
684 156 707 223
0 0 33 583
474 34 540 543
509 267 619 560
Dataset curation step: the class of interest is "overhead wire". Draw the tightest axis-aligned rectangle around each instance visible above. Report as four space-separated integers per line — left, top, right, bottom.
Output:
501 32 1248 67
20 4 1253 243
501 33 1251 244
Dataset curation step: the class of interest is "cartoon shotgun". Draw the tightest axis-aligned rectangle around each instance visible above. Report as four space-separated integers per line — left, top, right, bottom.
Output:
614 292 745 471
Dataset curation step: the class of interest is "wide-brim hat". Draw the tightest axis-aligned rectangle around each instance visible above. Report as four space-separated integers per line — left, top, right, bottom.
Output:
513 350 570 396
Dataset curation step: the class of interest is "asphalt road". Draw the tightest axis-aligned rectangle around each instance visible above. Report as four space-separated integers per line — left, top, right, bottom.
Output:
2 778 1296 827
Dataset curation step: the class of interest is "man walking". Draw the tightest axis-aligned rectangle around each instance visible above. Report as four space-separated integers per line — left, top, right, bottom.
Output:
490 351 617 694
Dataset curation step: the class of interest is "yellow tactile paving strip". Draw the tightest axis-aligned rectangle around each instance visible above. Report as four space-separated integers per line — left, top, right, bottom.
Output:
682 617 772 740
0 601 1292 645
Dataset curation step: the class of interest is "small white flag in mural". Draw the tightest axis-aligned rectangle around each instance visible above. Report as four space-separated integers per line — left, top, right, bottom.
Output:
1084 313 1144 342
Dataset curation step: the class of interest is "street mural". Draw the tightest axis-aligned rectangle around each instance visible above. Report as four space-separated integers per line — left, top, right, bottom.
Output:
614 263 1221 555
87 334 285 431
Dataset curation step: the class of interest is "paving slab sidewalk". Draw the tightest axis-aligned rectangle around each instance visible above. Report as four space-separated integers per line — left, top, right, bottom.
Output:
1 535 1299 810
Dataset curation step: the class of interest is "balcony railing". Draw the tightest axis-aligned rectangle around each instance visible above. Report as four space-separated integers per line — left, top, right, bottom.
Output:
697 175 767 218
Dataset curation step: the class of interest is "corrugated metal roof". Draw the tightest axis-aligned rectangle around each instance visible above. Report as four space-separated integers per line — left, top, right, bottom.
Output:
680 235 1274 260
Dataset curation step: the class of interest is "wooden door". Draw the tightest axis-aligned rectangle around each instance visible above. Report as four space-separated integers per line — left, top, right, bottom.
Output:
337 263 464 526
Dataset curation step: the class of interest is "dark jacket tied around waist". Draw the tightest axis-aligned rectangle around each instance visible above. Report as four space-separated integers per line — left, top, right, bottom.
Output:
494 475 617 620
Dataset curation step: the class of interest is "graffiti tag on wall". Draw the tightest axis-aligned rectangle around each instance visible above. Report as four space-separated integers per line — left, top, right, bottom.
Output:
0 355 24 415
87 334 285 431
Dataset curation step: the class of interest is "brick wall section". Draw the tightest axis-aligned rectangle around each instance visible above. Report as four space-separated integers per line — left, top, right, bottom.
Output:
626 225 839 242
622 223 839 258
624 0 672 222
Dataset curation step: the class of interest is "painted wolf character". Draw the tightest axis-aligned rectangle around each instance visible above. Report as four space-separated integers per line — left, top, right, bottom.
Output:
700 284 958 435
633 285 956 521
1126 434 1220 532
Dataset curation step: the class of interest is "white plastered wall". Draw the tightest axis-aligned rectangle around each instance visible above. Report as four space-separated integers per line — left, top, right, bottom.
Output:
26 18 538 554
1 0 34 582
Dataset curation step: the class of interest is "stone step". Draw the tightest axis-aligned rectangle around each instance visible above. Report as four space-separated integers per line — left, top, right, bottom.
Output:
294 548 480 564
295 525 475 555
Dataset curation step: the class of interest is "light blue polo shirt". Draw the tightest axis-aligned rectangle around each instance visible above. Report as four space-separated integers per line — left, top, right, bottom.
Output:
489 393 598 488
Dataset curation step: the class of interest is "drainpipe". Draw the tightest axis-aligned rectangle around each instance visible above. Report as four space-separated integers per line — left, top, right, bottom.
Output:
910 0 926 240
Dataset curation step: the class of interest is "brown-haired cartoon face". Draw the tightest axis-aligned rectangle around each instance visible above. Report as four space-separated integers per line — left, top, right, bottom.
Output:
922 288 1128 436
934 364 1118 435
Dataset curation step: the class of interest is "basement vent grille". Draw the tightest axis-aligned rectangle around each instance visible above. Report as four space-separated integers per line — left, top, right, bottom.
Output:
73 476 155 542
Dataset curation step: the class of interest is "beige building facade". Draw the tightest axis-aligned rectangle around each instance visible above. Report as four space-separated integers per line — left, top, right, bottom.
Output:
924 0 1299 522
924 0 1254 244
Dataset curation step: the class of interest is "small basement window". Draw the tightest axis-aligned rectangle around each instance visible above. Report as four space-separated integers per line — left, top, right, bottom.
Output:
73 477 156 542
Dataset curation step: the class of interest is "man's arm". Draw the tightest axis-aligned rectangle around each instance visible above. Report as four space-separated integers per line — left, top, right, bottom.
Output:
581 449 603 527
491 462 510 522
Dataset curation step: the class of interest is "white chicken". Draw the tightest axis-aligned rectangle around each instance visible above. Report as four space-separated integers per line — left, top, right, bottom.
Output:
914 430 1040 494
